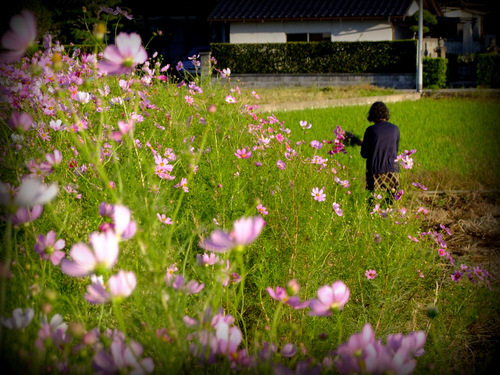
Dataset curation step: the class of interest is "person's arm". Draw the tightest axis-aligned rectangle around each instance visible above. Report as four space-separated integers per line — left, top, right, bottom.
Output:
360 128 371 159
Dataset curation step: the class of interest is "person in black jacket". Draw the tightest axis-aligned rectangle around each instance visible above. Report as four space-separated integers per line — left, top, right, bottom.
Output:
359 102 400 194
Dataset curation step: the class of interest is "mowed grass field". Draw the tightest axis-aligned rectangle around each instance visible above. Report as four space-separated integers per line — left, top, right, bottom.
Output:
254 91 500 191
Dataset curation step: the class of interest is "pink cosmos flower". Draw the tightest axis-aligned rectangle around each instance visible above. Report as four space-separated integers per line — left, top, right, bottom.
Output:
157 213 173 225
334 176 350 188
215 320 245 362
408 235 419 242
308 281 350 316
277 160 286 170
300 120 312 129
108 270 137 299
85 276 109 304
60 231 119 277
370 204 381 215
97 32 148 75
411 182 427 190
235 148 252 159
416 206 429 215
332 202 343 217
256 204 268 215
451 270 463 282
266 286 309 309
197 253 220 266
199 216 265 253
311 187 326 202
45 150 62 166
117 119 135 136
394 189 404 201
10 205 43 226
438 248 448 257
310 140 323 149
185 95 194 105
174 177 189 193
35 314 69 351
170 274 204 294
92 336 154 374
34 230 65 266
281 343 297 357
440 224 452 236
8 112 33 132
164 264 178 284
335 323 426 375
0 10 37 63
365 269 378 279
98 203 137 240
225 95 237 104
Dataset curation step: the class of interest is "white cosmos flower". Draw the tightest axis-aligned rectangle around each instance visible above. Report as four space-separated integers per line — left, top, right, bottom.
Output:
13 178 58 208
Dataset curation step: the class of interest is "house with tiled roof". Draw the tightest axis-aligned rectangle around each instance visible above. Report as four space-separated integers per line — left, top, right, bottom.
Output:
208 0 422 44
207 0 498 55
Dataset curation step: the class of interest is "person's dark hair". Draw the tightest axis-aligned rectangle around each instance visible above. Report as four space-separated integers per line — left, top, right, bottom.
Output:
367 101 390 123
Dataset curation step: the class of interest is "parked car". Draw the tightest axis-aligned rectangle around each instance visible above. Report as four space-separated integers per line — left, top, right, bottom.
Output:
178 46 210 75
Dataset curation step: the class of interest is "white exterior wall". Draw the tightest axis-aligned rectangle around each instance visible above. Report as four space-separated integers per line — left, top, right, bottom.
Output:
230 20 394 43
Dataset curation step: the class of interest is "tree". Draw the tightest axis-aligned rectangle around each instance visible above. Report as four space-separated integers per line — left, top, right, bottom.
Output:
410 10 438 35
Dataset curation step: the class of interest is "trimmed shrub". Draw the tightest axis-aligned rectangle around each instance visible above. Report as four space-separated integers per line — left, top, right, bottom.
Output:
210 41 417 74
423 57 448 88
476 54 500 88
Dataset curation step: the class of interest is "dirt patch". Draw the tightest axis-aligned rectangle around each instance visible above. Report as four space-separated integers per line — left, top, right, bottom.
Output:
418 191 500 280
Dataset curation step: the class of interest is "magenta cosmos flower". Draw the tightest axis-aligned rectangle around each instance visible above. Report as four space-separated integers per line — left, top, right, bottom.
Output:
199 216 265 253
34 230 65 266
365 269 377 279
0 10 37 63
8 112 33 132
98 32 148 75
235 148 252 159
60 231 119 277
308 281 350 316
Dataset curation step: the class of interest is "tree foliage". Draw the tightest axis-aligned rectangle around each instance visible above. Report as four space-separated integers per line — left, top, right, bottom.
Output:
410 10 438 34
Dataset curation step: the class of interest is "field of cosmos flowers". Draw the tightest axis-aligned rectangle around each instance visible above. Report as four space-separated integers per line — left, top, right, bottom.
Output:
0 7 498 375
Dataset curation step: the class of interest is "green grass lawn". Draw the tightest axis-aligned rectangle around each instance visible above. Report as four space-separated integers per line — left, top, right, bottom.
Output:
269 95 500 191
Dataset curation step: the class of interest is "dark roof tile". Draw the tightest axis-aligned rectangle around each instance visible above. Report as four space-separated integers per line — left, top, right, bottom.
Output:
208 0 416 21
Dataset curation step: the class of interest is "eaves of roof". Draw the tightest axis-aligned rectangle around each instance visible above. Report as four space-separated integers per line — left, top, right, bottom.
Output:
207 0 416 22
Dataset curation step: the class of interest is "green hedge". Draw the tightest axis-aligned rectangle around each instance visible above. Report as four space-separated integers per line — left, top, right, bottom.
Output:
476 54 500 88
210 41 417 74
423 57 448 88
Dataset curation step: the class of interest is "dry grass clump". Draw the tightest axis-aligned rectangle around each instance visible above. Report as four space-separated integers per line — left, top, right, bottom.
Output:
420 191 500 279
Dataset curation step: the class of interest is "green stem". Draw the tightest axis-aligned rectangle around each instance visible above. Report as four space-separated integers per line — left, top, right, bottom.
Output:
269 302 283 345
111 299 127 335
0 216 12 351
337 311 343 346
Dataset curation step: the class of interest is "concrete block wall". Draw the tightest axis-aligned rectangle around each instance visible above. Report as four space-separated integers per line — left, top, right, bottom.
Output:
213 73 415 89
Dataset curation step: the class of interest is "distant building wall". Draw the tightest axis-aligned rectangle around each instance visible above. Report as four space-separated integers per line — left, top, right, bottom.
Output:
229 20 394 43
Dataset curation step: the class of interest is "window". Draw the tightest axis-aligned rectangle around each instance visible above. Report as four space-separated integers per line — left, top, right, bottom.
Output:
309 33 331 42
286 33 330 42
286 33 307 42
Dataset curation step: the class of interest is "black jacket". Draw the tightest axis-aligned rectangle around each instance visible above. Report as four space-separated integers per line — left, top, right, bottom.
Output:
361 121 400 174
